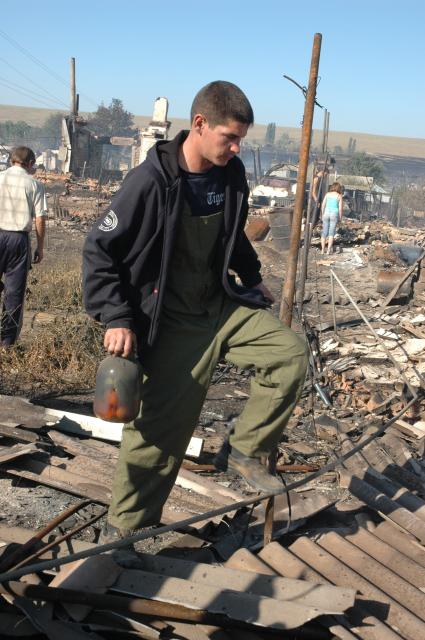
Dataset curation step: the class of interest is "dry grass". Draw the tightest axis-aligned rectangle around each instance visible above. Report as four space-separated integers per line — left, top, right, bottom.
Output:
0 258 104 396
0 318 104 395
26 260 83 312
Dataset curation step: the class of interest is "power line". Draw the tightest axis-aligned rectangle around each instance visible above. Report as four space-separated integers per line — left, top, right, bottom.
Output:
0 78 62 110
0 56 69 109
0 75 67 110
0 28 99 109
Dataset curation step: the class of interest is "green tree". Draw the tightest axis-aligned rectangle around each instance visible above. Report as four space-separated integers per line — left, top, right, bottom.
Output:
88 99 136 137
342 152 385 185
0 120 33 143
264 122 276 145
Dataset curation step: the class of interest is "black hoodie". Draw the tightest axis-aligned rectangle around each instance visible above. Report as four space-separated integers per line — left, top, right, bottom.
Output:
83 130 268 349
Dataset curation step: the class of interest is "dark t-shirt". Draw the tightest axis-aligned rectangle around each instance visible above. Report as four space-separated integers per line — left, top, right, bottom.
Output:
181 165 225 216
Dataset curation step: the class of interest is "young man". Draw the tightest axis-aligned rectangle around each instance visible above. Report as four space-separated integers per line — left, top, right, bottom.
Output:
83 81 307 541
0 146 47 346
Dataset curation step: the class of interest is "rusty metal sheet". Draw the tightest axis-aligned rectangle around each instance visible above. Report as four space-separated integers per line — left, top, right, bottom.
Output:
376 271 413 297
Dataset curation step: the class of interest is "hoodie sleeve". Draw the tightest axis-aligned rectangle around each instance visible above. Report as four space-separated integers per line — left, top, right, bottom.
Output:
83 169 147 330
228 184 262 287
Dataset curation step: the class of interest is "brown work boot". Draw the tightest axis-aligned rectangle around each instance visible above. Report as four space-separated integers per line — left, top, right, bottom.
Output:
98 522 134 545
214 443 283 493
98 522 141 568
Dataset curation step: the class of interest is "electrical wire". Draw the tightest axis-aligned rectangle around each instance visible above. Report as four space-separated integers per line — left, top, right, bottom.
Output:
0 75 67 109
0 28 98 108
0 79 61 110
0 56 69 109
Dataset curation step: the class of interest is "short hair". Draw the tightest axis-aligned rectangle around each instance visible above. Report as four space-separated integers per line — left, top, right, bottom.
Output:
329 181 343 194
190 81 254 127
11 146 35 166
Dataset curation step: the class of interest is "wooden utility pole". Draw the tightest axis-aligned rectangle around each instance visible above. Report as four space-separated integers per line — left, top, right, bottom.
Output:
70 57 77 118
322 109 330 154
264 33 323 548
279 33 322 327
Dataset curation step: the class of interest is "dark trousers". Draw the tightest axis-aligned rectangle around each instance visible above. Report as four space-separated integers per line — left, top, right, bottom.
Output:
0 231 30 346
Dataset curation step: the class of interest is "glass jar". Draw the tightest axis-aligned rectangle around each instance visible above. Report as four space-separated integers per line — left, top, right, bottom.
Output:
93 355 142 423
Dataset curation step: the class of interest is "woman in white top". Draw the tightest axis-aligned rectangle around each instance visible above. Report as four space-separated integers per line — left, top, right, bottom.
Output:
321 182 343 254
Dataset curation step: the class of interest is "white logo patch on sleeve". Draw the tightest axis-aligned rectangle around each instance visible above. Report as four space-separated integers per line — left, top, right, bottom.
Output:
99 210 118 232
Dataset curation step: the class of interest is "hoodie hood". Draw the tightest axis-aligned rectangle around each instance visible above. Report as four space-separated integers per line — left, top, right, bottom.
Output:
146 129 247 192
146 130 189 185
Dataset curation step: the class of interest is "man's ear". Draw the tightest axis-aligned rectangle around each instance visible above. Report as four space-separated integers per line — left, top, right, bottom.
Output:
193 114 206 133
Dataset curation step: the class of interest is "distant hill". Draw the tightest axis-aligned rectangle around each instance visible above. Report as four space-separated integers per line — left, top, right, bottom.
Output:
1 103 424 159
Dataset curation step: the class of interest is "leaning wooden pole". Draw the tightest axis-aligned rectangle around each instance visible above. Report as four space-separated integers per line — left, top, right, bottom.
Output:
280 33 322 327
264 33 322 548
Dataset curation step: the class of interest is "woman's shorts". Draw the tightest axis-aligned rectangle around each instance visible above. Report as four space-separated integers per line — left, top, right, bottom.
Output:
321 214 338 238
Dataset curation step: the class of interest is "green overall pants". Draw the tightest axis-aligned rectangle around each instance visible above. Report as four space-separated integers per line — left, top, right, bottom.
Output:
108 204 308 530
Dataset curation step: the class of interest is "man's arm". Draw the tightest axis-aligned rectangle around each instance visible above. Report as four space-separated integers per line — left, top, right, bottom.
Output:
33 182 47 263
339 194 343 221
83 168 151 356
321 194 328 219
33 216 45 263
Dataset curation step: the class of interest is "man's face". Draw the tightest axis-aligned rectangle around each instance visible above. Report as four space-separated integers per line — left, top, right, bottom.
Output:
197 118 249 167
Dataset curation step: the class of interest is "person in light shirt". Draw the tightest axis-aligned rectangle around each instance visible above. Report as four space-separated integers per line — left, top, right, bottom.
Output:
0 146 47 346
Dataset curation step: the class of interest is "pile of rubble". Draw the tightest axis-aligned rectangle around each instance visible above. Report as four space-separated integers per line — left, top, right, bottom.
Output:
1 214 425 638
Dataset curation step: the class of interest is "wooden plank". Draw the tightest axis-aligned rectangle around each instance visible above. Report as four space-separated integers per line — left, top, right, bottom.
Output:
4 459 111 504
48 409 203 457
47 430 118 459
175 468 245 504
392 419 425 439
0 443 40 464
0 394 55 429
50 455 115 485
0 423 39 443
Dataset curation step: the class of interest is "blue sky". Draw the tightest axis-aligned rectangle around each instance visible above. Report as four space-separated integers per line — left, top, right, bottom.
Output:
1 0 424 138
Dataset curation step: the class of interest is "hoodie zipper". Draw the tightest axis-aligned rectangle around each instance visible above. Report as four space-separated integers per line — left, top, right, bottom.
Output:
147 182 182 345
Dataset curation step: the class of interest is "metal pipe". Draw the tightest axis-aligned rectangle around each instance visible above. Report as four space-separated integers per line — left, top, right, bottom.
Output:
0 499 91 572
280 33 322 327
330 272 338 336
0 396 417 585
11 508 108 572
297 221 312 315
330 268 418 398
0 580 227 625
